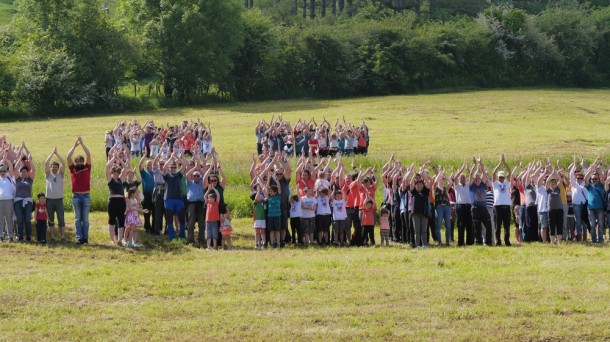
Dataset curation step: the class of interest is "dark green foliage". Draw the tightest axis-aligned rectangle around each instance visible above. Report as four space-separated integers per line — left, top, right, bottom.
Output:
0 0 609 116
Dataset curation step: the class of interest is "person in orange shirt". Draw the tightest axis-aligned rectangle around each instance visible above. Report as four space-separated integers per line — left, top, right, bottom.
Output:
361 196 377 246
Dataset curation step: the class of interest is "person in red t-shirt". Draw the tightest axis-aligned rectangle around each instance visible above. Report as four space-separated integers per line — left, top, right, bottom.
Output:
35 193 48 243
67 137 92 244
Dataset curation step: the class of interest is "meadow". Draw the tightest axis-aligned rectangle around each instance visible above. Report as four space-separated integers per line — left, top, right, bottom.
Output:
2 89 610 340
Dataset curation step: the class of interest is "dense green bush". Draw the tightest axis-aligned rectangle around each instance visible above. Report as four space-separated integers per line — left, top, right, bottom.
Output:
0 0 609 116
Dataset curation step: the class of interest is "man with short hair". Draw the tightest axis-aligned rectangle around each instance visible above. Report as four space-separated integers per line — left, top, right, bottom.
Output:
45 146 66 243
67 137 91 244
453 162 475 246
469 158 493 245
162 154 186 240
492 154 512 246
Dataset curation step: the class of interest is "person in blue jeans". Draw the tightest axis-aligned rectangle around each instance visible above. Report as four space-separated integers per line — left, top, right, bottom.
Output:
67 137 92 244
434 172 453 245
13 153 35 242
584 158 606 243
569 161 588 242
162 154 186 240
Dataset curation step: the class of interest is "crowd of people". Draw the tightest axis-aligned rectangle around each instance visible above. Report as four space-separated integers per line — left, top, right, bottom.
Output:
255 114 370 158
1 115 609 249
249 149 610 249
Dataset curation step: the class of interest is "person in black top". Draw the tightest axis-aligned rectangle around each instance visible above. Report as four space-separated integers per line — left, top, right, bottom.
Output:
105 154 127 245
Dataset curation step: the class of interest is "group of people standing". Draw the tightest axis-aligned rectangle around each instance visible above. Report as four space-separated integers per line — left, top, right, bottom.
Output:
0 136 91 244
3 116 609 249
255 114 370 158
249 149 610 249
104 119 232 249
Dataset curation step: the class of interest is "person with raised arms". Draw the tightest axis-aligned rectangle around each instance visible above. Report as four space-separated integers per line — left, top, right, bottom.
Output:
162 153 187 241
45 146 66 243
492 154 512 246
469 158 493 246
67 137 92 244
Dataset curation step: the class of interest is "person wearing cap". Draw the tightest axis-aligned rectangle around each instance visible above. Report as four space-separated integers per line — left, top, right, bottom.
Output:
469 158 493 245
185 163 206 245
0 157 15 242
67 137 92 244
44 146 66 243
492 154 513 246
584 157 606 243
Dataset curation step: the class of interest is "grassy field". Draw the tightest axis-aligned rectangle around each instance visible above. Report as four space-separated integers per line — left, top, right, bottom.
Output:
2 89 610 340
0 0 14 26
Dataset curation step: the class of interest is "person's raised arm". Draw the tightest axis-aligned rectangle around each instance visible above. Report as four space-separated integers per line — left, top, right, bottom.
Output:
202 163 213 188
217 160 226 188
27 154 35 180
138 149 147 172
79 137 91 165
105 155 116 181
66 138 79 166
45 149 54 174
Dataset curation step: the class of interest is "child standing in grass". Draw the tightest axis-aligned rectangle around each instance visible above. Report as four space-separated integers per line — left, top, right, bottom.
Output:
361 197 377 246
289 194 302 244
124 187 148 248
252 184 266 249
316 187 332 245
205 186 221 250
35 193 48 244
379 208 391 246
266 176 282 248
300 187 317 245
220 205 233 250
332 190 348 245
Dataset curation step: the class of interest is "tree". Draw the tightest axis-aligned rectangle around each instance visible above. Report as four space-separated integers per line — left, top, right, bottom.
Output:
11 0 133 111
119 0 244 100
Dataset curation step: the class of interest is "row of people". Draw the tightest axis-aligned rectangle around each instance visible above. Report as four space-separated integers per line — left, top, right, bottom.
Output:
0 136 91 243
255 114 370 158
248 152 610 248
104 119 213 160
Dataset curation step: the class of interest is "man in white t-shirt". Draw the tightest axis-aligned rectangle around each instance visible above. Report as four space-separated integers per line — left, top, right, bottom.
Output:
453 162 476 246
45 147 66 243
0 163 15 241
492 154 513 246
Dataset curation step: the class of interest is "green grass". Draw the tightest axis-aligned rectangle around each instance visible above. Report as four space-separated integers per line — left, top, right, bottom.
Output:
0 0 15 26
1 213 610 340
2 89 610 340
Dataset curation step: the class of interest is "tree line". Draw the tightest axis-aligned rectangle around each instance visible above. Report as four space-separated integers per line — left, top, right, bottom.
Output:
0 0 608 115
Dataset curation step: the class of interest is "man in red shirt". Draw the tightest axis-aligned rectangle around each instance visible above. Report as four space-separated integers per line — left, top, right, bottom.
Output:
67 137 92 244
